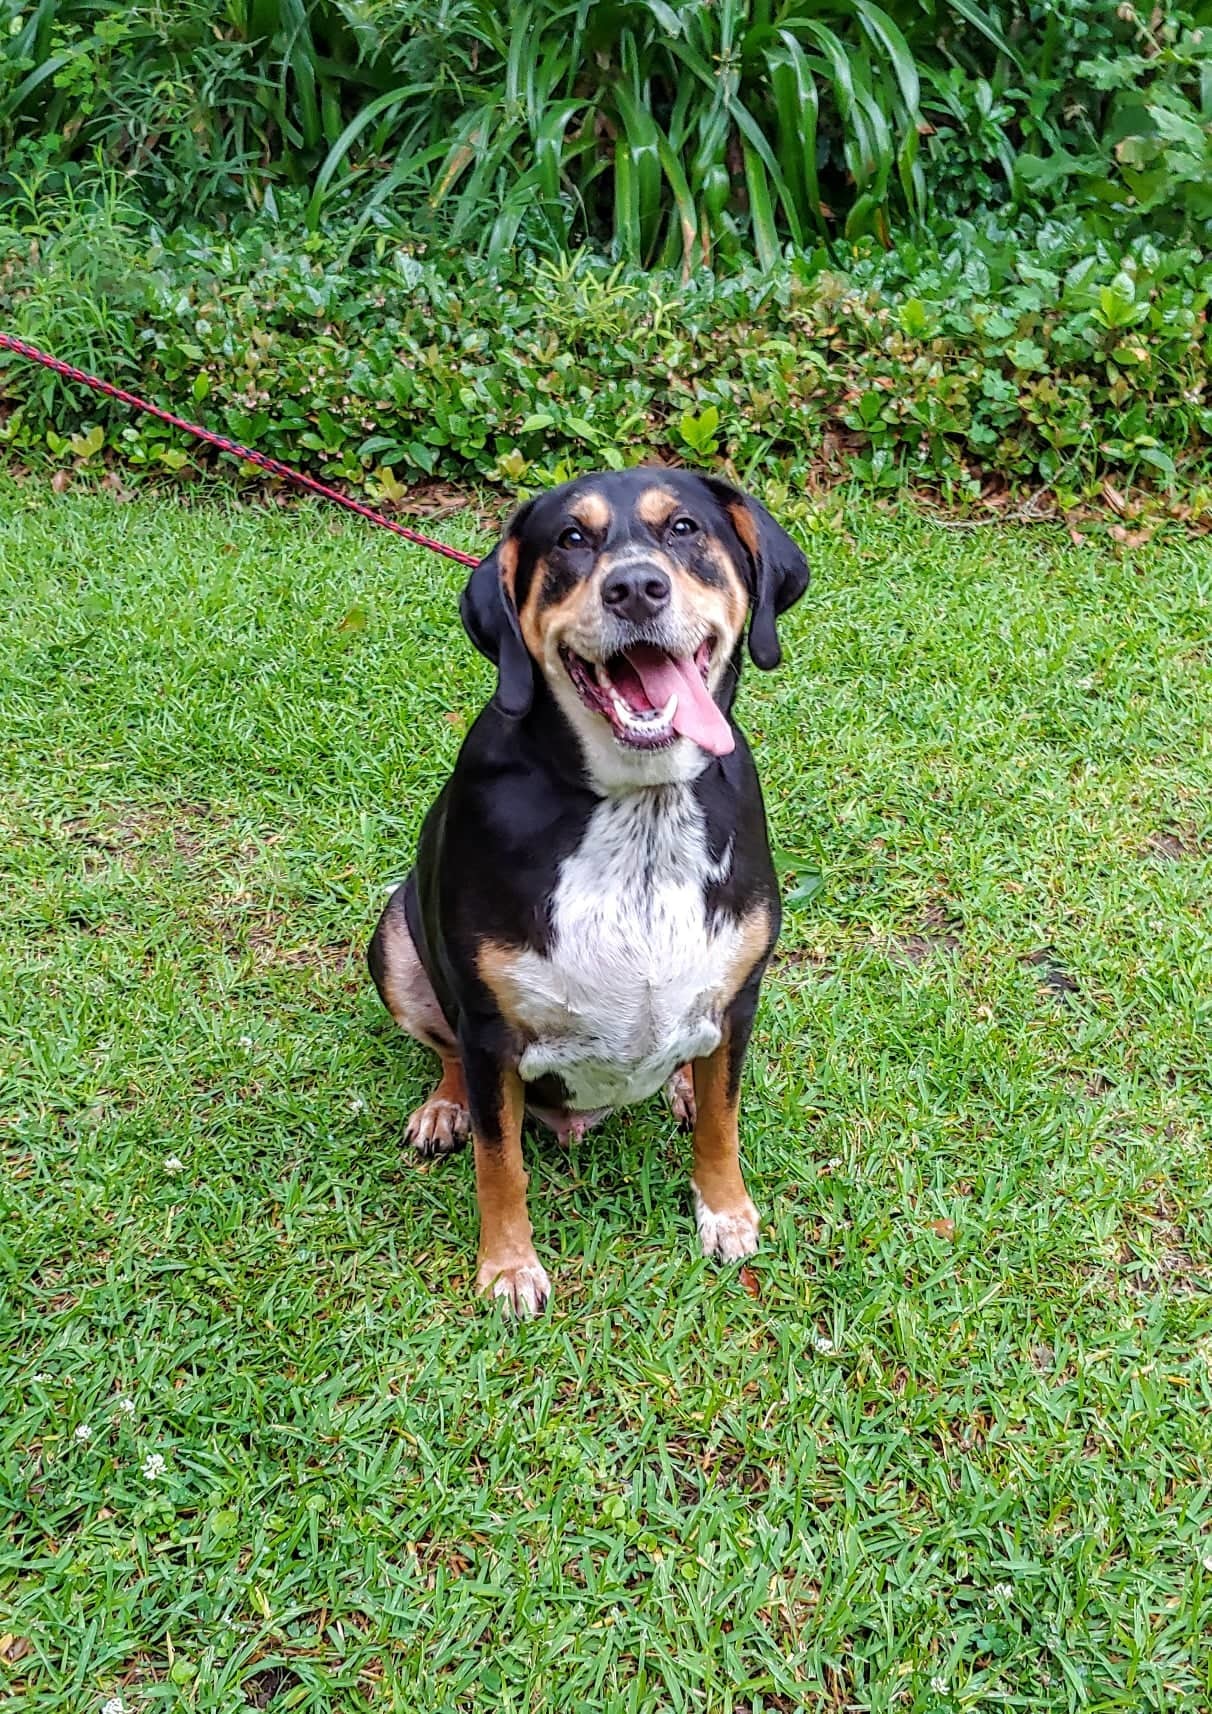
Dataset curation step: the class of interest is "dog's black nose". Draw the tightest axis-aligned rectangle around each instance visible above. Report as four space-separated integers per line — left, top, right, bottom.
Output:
601 562 671 624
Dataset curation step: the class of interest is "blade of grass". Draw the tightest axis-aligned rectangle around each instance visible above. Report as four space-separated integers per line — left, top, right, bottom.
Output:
534 98 585 203
653 123 699 280
728 92 806 249
305 81 432 229
853 1 921 119
613 82 664 263
767 32 828 239
742 140 780 270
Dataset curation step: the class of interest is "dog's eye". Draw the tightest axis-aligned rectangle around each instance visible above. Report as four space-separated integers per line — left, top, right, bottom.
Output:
558 527 587 550
670 516 699 538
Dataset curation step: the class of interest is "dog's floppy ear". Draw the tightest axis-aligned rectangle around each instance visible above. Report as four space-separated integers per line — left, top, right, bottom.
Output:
705 478 809 670
459 503 535 719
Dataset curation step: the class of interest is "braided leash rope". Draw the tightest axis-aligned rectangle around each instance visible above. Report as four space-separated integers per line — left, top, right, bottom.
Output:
0 331 480 568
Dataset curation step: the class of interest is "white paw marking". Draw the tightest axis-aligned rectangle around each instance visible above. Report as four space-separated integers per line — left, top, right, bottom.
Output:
665 1067 696 1130
476 1255 552 1317
693 1181 760 1262
404 1096 470 1157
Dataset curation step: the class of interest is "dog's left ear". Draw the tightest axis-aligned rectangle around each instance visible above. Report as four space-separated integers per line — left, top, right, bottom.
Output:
705 478 810 670
459 503 535 719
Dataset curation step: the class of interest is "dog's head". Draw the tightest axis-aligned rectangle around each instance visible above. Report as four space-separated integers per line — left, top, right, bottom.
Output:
461 468 809 784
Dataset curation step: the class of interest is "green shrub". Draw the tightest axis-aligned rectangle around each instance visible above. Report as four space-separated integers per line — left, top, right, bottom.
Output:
1016 14 1212 232
11 1 1210 274
1 196 1208 505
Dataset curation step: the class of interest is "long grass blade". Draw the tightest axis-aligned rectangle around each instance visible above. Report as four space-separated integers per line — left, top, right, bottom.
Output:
742 141 780 270
766 32 827 237
853 1 921 118
654 124 699 279
0 54 70 123
613 82 664 262
534 98 585 203
305 81 431 228
944 0 1025 70
728 93 806 249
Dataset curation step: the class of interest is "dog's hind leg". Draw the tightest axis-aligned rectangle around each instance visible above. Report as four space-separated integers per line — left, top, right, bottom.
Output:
665 1063 697 1131
404 1053 472 1158
368 880 471 1157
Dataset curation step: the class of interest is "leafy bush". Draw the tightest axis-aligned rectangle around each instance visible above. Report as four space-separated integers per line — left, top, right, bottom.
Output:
8 0 1208 274
1 196 1208 506
1016 13 1212 229
0 0 947 261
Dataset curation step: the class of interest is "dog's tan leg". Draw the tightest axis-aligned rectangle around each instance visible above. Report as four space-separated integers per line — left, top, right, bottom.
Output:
470 1060 550 1315
691 1035 759 1262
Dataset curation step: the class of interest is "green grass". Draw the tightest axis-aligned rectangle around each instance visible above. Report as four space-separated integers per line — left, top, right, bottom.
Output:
2 483 1211 1713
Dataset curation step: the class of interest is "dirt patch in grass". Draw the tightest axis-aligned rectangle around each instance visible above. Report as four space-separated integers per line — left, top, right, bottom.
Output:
1119 1202 1212 1296
888 905 963 965
63 802 229 869
1021 946 1081 1006
1146 827 1209 861
770 944 835 979
242 1665 301 1708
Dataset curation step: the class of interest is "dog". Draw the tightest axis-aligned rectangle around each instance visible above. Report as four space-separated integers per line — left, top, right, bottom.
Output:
368 466 809 1314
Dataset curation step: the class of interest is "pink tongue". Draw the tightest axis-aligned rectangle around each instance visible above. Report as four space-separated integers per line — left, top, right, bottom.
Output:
624 646 734 756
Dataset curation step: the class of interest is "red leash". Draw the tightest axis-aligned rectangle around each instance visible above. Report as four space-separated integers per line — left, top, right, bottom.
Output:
0 331 480 568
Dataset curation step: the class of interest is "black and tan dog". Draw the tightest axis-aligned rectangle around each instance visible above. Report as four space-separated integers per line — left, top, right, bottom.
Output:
368 467 808 1313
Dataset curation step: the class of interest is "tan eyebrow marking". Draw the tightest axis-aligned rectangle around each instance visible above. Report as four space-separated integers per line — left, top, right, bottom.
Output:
569 492 611 533
637 486 679 528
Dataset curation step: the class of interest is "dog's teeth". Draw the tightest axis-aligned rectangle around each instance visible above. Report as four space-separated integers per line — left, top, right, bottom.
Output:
609 687 676 734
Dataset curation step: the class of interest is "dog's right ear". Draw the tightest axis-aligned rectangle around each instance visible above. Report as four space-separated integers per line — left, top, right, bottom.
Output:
459 503 535 720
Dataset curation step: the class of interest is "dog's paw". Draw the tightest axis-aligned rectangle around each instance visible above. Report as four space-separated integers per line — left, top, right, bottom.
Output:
404 1095 471 1158
693 1182 760 1262
476 1253 552 1317
665 1065 696 1131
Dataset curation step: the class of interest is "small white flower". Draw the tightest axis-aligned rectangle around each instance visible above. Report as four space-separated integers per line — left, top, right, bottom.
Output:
992 1581 1013 1600
33 1371 53 1383
810 1335 835 1354
163 1155 184 1173
142 1453 167 1480
117 1397 136 1415
75 1423 92 1441
930 1677 948 1695
349 1096 366 1113
238 1035 254 1050
101 1698 130 1714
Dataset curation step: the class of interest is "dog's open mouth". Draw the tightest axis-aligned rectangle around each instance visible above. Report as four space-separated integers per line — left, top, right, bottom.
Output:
559 639 733 756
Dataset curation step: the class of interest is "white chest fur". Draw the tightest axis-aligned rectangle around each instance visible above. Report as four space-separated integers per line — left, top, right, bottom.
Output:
510 788 741 1110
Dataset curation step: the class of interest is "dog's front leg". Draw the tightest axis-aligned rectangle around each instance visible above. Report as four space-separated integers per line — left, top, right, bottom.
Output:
691 1000 761 1264
462 1041 550 1316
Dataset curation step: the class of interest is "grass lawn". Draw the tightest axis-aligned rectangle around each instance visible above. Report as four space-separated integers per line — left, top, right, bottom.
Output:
2 482 1211 1714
